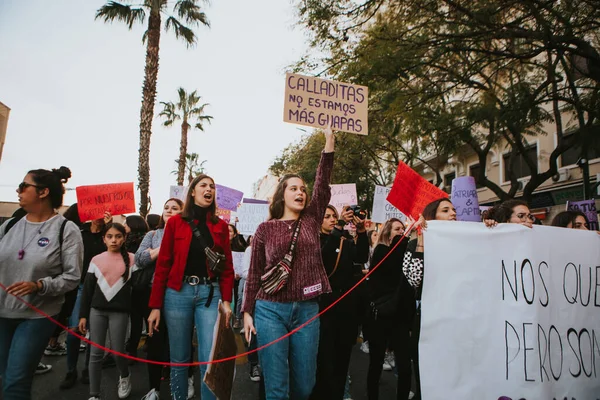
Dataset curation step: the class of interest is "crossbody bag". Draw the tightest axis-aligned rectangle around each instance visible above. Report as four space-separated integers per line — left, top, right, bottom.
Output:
186 219 226 275
260 218 302 295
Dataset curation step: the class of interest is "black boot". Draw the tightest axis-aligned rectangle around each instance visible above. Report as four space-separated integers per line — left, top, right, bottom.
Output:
81 368 89 384
59 370 78 390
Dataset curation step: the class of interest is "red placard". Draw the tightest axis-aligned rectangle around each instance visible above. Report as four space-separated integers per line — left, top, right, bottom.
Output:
76 182 136 222
386 162 448 219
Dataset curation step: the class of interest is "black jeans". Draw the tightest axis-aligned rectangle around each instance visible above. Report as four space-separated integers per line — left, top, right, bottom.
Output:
311 292 359 400
127 287 151 356
366 316 411 400
411 307 422 400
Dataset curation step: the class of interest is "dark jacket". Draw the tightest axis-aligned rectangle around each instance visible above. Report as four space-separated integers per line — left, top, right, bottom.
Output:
320 229 369 293
81 223 106 279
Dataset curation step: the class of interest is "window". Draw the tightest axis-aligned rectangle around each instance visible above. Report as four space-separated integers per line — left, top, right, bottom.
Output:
444 172 456 193
503 145 538 181
561 127 600 166
469 164 484 189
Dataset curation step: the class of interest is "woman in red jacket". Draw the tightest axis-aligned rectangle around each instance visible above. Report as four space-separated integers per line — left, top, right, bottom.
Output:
148 174 234 400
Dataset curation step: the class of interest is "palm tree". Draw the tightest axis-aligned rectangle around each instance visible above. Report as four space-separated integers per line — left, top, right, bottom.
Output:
170 153 207 184
96 0 210 217
159 88 213 186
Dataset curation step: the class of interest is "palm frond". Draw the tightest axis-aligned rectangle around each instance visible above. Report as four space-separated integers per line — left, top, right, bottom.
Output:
158 101 181 126
174 0 210 27
95 2 146 29
165 16 197 47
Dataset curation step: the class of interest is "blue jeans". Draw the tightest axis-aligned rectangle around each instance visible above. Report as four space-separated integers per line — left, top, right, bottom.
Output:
254 300 320 400
0 316 56 400
163 283 220 400
66 284 83 373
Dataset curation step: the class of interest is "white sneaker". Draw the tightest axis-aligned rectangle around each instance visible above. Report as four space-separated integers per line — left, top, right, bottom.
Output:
187 376 194 399
408 391 415 399
117 374 131 399
384 351 395 368
360 341 369 354
382 360 392 371
141 388 160 400
88 397 100 400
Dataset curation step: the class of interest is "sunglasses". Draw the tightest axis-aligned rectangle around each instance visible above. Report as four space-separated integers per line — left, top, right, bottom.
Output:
515 212 535 222
18 182 44 193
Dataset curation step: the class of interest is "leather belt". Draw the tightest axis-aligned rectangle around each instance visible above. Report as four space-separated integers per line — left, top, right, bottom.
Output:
183 275 218 286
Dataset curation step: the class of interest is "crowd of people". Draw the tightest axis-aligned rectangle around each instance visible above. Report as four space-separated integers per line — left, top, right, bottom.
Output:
0 128 597 400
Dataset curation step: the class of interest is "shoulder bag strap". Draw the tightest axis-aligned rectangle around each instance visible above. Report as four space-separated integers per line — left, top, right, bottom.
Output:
328 238 345 278
283 218 302 263
185 218 210 251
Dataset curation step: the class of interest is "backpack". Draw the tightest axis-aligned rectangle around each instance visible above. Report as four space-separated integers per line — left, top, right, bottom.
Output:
4 214 69 253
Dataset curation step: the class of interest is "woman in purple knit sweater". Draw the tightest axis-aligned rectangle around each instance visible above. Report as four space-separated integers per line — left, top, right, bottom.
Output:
242 126 335 400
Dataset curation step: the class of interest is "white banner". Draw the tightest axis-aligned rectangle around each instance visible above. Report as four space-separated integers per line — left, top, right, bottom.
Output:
421 221 600 399
236 203 269 235
371 185 405 223
232 251 245 276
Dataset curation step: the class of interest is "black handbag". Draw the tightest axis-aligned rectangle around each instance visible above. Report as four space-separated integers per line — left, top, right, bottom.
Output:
130 231 156 290
186 219 226 275
369 289 399 320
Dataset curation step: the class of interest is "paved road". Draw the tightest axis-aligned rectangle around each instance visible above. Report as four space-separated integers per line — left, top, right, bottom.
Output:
18 335 399 400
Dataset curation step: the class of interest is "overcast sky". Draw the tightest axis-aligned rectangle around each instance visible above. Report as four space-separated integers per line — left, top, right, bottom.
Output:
0 0 310 213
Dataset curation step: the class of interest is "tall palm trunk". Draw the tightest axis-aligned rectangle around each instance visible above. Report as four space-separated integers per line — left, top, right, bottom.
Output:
137 8 161 217
177 122 189 186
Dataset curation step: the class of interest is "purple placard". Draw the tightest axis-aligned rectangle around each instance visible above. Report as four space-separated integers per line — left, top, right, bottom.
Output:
450 176 481 222
567 200 598 230
215 184 244 212
242 198 269 204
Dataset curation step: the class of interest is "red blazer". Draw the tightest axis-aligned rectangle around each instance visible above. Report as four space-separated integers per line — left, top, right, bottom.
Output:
149 213 234 309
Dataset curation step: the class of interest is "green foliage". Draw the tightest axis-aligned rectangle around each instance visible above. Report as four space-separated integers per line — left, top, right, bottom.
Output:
287 0 600 202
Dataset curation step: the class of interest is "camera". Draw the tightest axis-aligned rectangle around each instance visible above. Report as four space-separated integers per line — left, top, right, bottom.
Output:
349 205 367 220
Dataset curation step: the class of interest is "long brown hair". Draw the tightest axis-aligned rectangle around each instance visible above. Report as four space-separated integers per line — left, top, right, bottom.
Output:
158 198 184 229
378 218 404 247
269 174 311 220
422 198 452 221
181 174 219 224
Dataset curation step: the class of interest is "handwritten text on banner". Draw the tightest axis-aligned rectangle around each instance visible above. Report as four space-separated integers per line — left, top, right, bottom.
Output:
76 182 136 221
283 73 369 135
420 222 600 399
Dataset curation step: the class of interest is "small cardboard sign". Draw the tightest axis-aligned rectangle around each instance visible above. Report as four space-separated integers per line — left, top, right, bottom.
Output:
236 201 270 235
169 185 188 201
371 185 406 224
76 182 136 221
215 184 244 212
330 184 358 214
567 199 599 230
283 73 368 135
386 162 449 219
216 208 231 223
204 301 237 399
451 176 481 222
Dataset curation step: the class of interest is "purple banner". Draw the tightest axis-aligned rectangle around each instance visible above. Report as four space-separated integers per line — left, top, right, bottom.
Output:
242 198 268 204
450 176 481 222
215 184 244 212
567 200 598 230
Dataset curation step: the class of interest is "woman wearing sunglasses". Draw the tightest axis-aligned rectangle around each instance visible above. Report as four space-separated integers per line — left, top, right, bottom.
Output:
0 167 83 400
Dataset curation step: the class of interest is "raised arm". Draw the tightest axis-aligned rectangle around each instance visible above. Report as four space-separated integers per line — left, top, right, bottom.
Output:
306 127 335 219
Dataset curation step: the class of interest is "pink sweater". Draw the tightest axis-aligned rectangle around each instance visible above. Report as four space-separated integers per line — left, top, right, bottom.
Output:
241 152 334 315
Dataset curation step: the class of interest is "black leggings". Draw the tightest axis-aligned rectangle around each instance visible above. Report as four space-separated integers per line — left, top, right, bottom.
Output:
366 316 411 400
127 287 151 355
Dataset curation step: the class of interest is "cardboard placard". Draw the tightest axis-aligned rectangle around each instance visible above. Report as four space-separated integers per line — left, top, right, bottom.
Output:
386 162 448 219
420 221 600 399
76 182 136 222
232 251 245 276
567 199 599 230
236 202 270 235
371 185 406 224
329 184 358 214
170 185 188 201
216 184 244 212
283 73 369 135
204 301 237 399
451 176 481 222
